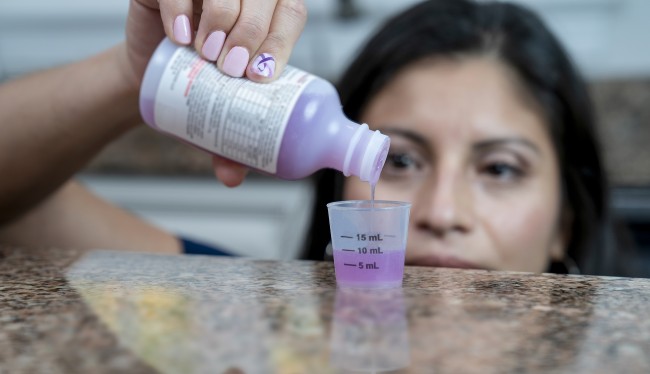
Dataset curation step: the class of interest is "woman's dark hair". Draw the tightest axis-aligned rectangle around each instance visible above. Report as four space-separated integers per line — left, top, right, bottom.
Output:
303 0 632 276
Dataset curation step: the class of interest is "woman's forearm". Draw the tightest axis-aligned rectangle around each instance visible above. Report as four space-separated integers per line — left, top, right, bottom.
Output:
0 43 141 224
0 180 181 254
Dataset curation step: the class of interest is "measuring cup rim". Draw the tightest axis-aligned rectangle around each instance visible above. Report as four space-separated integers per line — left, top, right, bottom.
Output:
326 200 411 211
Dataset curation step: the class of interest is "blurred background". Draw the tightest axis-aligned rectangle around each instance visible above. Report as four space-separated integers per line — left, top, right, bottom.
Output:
0 0 648 264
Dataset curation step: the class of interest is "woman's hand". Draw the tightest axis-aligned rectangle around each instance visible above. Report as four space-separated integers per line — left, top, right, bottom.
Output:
125 0 307 84
124 0 307 187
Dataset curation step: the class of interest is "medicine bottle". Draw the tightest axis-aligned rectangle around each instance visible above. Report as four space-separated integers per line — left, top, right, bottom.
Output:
140 38 389 183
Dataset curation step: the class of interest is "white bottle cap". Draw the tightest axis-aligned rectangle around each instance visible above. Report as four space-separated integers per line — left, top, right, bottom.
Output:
342 123 369 178
360 129 390 184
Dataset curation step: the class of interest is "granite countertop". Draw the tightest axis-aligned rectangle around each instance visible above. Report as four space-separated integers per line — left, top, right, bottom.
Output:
2 246 650 373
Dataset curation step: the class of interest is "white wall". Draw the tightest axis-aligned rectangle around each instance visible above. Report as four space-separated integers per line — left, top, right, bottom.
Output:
1 0 649 82
515 0 650 79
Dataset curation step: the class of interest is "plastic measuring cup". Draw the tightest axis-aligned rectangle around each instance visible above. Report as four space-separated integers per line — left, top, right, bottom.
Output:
327 200 411 288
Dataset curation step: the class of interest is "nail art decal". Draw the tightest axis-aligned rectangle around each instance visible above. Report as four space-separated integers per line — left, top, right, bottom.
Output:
252 53 275 78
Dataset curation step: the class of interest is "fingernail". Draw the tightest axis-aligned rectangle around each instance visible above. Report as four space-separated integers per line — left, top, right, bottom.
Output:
173 14 191 44
217 164 249 187
202 31 226 61
223 46 249 77
250 53 276 78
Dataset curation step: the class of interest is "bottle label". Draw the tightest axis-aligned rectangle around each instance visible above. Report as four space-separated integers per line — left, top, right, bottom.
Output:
153 46 315 174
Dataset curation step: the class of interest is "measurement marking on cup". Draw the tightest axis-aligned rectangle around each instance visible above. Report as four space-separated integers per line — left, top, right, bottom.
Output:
357 247 384 254
343 262 381 269
359 262 380 270
341 235 354 239
384 234 396 238
342 249 355 252
356 234 384 241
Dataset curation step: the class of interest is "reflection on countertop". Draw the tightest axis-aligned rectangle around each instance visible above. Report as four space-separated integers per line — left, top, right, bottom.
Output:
1 246 650 373
330 288 409 372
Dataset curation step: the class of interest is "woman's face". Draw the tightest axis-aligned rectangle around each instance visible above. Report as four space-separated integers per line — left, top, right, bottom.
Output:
343 58 565 272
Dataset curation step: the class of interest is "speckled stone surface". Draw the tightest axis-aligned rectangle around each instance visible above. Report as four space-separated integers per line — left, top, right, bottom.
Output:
2 246 650 373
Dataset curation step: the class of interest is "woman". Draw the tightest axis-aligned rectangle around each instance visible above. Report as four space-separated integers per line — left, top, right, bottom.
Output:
304 0 632 276
0 0 633 275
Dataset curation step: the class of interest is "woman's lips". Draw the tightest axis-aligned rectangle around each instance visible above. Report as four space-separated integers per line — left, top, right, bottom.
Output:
411 254 482 270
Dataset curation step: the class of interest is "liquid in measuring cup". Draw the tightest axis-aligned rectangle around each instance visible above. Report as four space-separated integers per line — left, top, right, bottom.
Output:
333 245 405 288
327 201 411 289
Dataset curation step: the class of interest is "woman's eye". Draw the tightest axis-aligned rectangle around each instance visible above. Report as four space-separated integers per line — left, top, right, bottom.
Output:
388 153 416 169
481 162 524 181
381 152 424 179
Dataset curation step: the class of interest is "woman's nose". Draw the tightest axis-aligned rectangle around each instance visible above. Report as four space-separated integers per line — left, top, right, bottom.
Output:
412 169 474 237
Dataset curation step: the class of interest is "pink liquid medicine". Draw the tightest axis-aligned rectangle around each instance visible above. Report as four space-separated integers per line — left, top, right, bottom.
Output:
139 38 389 183
333 250 406 288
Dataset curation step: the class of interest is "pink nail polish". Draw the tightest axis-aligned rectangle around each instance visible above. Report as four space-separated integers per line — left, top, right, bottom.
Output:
223 47 249 77
250 53 276 78
202 31 226 61
173 15 191 45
